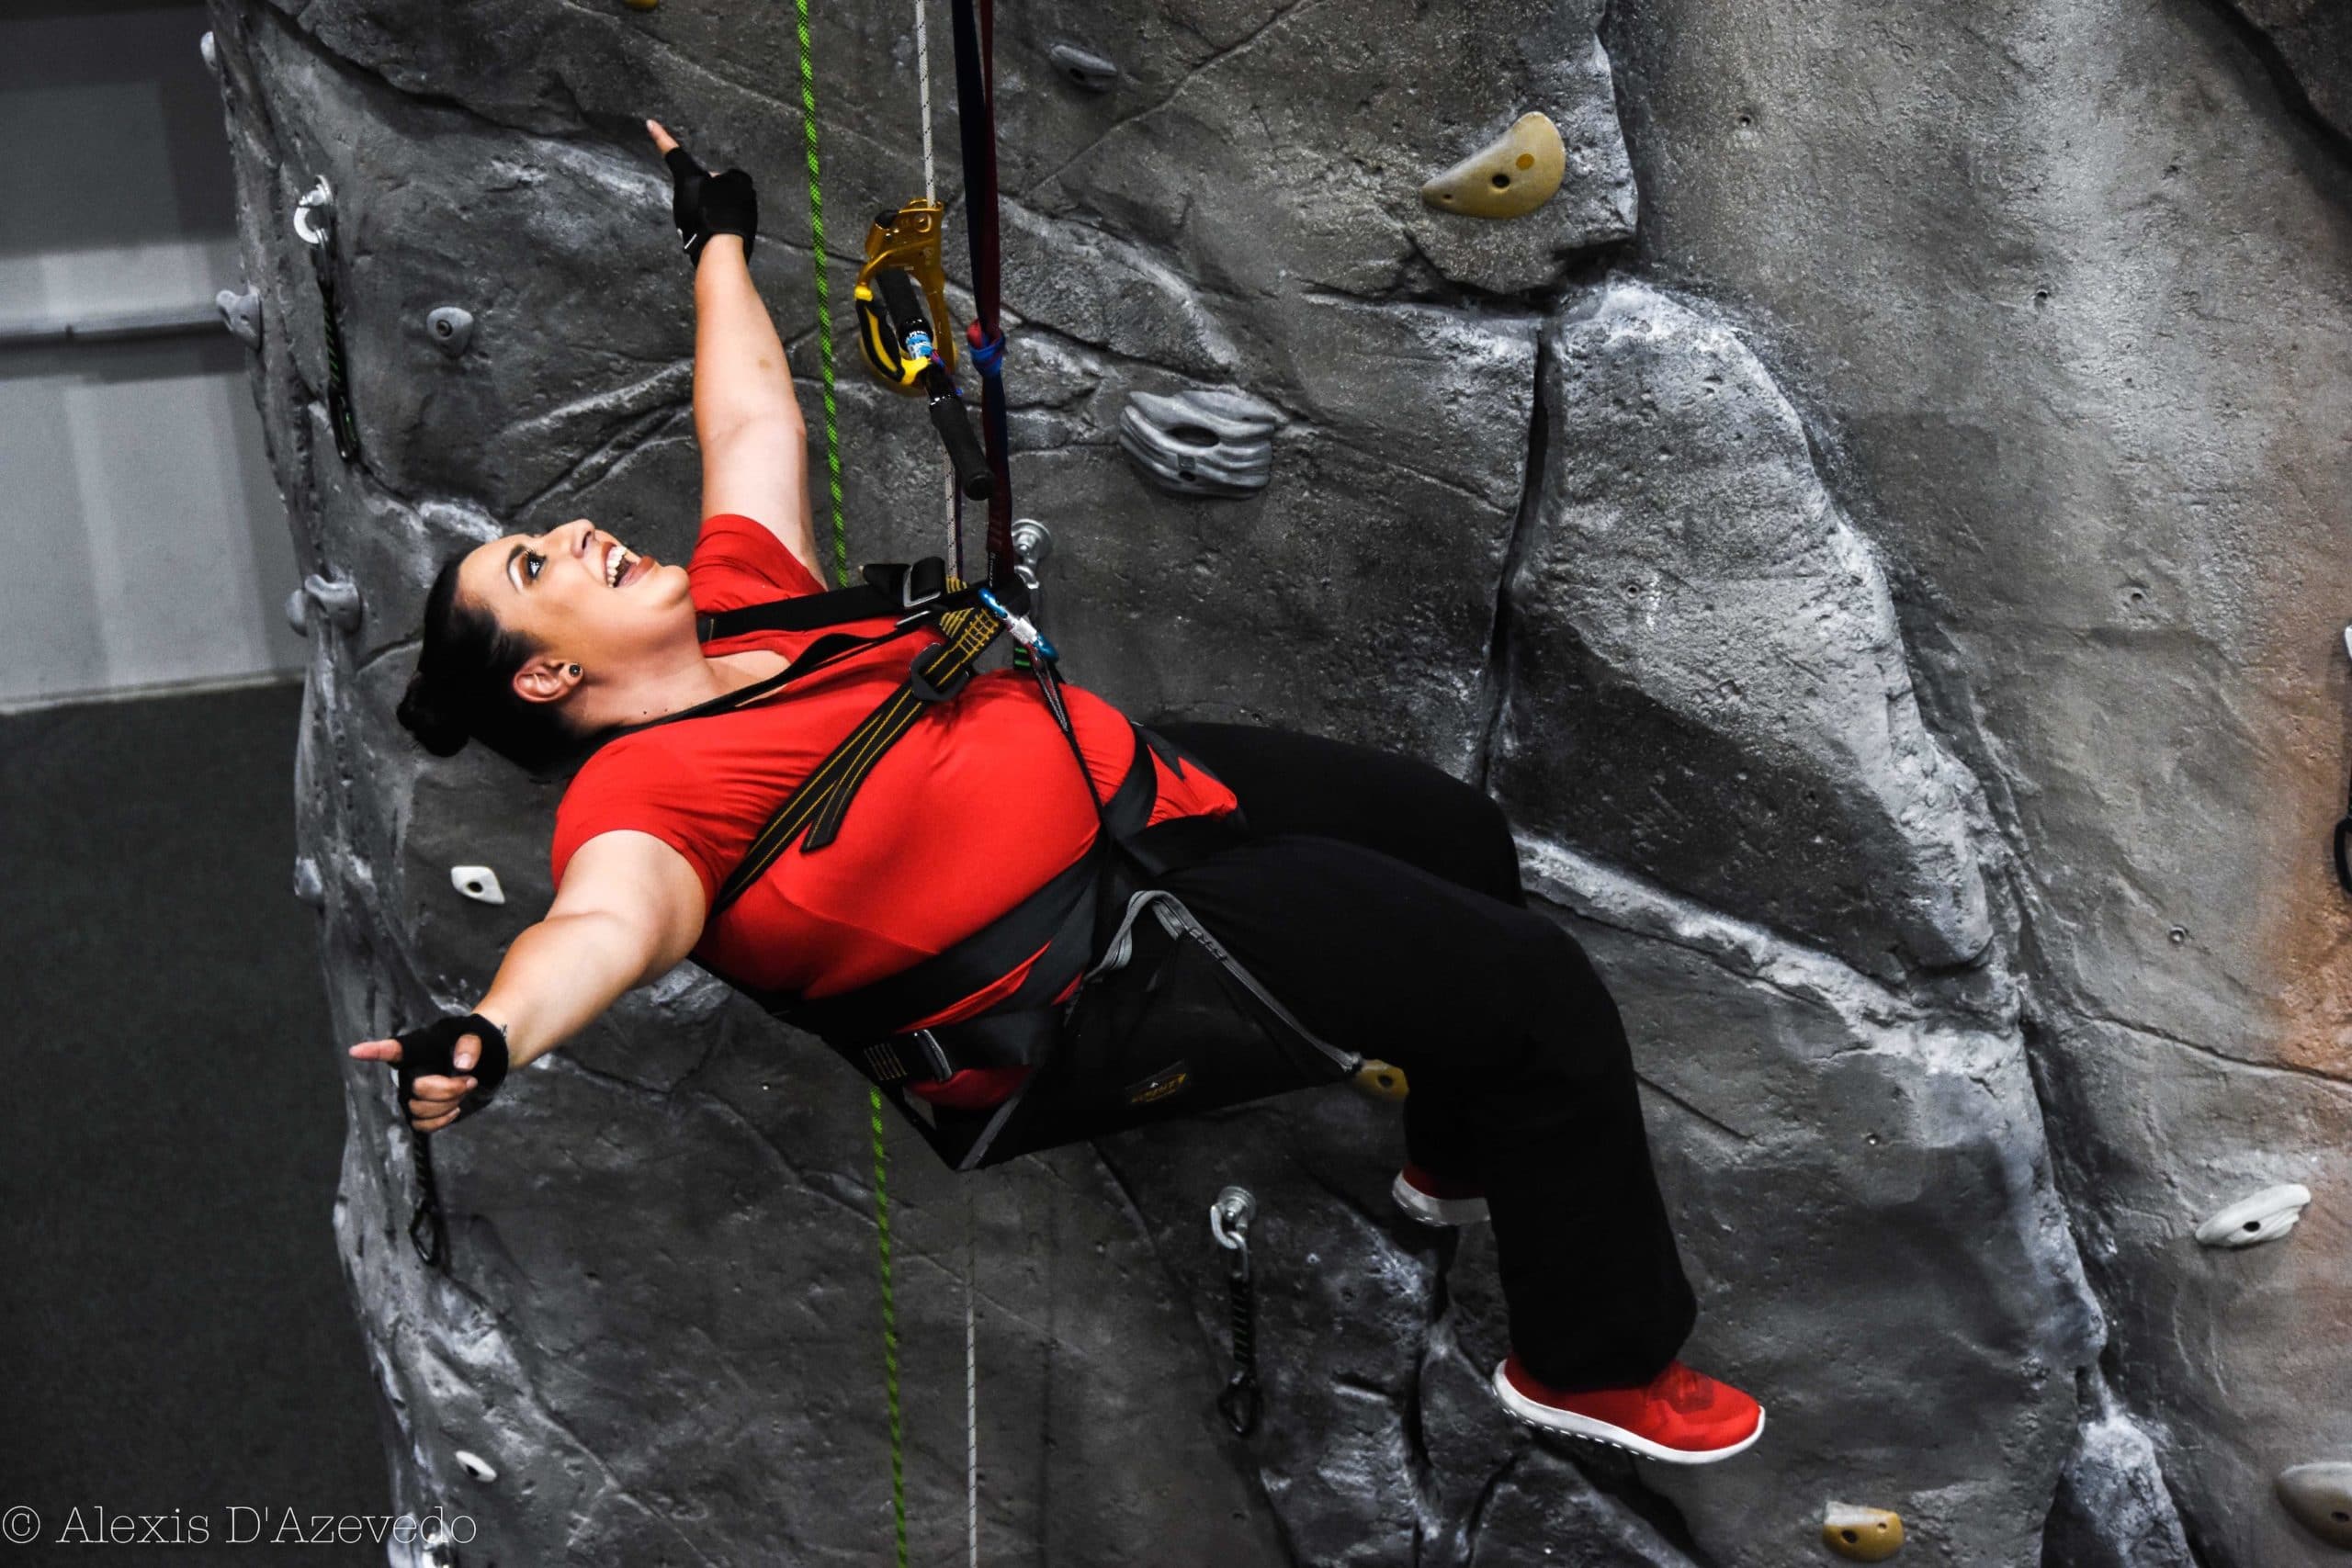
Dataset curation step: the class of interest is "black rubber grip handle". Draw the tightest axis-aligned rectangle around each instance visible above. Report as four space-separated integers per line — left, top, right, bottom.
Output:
922 363 994 501
876 267 932 341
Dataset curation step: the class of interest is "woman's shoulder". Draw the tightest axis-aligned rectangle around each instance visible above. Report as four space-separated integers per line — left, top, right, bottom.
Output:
689 513 828 612
550 724 734 888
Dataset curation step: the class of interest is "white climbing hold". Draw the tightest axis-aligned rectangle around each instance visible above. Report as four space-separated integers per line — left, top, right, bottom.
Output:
1118 388 1281 498
450 866 505 906
198 31 219 74
2193 1182 2311 1248
2341 624 2351 662
1821 1501 1905 1561
292 857 325 909
1419 112 1567 220
2278 1462 2352 1547
453 1450 497 1483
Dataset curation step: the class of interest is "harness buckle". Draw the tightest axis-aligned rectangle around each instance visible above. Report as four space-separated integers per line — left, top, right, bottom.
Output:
910 1028 955 1081
901 557 947 611
909 639 973 704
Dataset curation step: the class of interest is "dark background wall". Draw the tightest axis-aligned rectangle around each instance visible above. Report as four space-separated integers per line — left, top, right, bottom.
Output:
0 684 380 1565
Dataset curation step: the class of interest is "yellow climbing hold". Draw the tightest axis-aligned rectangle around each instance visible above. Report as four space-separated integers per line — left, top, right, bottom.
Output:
1419 112 1566 220
622 0 660 10
1354 1059 1408 1101
1821 1502 1905 1562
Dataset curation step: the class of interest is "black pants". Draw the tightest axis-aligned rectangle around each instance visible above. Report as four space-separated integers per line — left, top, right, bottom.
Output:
1148 721 1700 1390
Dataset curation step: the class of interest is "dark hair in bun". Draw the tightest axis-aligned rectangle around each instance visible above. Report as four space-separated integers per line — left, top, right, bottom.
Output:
396 551 590 776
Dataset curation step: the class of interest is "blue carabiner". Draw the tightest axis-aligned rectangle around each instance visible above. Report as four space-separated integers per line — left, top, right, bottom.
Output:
978 584 1057 662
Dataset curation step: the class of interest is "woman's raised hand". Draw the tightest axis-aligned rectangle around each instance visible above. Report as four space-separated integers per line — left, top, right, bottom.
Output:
646 118 757 266
348 1013 510 1134
349 1034 477 1134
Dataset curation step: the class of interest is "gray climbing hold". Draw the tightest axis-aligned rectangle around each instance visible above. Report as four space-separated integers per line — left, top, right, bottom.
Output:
1118 388 1281 498
453 1450 497 1483
217 288 262 352
1047 42 1118 92
295 574 364 636
2277 1462 2352 1548
450 865 506 906
285 588 311 637
424 306 475 358
2194 1182 2312 1248
292 857 325 909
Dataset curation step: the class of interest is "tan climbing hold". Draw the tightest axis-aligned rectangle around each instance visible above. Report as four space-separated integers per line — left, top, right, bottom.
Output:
1419 112 1566 220
1821 1502 1905 1562
2278 1462 2352 1547
1354 1059 1408 1101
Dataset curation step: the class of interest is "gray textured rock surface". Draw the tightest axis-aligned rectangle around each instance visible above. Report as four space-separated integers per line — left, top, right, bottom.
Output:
2222 0 2352 141
1494 283 1993 977
1609 0 2352 1558
2041 1372 2199 1568
200 0 2352 1561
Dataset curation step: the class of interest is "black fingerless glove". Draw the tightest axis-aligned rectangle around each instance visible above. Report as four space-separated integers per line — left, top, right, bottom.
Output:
665 146 758 266
394 1012 511 1124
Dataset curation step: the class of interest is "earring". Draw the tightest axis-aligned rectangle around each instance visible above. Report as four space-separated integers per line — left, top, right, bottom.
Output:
568 664 582 676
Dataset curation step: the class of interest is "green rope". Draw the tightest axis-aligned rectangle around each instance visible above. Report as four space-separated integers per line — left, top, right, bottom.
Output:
871 1087 909 1567
794 0 849 588
797 15 896 1560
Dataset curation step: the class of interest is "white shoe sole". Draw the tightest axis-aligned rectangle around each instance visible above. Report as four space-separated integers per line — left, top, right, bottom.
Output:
1490 1360 1766 1464
1390 1170 1490 1226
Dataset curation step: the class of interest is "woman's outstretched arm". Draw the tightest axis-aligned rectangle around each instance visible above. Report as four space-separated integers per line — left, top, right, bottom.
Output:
348 830 708 1133
648 119 822 582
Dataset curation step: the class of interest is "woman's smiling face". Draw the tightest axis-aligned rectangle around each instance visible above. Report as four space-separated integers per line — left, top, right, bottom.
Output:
454 518 695 699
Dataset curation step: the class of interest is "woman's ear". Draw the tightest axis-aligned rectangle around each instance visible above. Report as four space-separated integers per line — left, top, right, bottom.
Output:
512 653 582 706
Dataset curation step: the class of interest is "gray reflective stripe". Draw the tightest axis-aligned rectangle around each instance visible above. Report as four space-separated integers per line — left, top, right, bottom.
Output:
1086 890 1362 1077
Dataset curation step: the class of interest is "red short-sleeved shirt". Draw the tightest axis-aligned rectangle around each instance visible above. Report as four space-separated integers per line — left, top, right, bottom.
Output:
550 513 1237 1032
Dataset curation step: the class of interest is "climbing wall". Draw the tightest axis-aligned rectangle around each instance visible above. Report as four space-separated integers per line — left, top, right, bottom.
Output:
202 0 2352 1562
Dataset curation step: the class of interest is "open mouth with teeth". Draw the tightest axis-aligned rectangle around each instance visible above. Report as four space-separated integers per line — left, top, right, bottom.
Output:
602 539 654 589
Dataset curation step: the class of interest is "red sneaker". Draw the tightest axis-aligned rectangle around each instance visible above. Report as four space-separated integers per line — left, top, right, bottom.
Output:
1390 1163 1490 1226
1493 1353 1765 1463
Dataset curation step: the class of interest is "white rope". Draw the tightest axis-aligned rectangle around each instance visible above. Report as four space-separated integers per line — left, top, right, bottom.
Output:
964 1185 980 1568
915 0 937 203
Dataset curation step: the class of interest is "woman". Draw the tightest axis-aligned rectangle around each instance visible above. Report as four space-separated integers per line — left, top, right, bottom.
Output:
350 121 1765 1464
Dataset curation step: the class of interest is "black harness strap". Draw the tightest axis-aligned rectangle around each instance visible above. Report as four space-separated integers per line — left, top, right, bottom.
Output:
758 728 1161 1043
711 592 1007 905
589 558 1018 895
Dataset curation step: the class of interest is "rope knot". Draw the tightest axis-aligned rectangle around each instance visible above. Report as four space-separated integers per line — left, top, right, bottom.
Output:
966 322 1005 376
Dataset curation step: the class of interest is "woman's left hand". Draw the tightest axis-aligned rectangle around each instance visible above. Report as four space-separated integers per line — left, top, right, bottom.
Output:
647 118 757 265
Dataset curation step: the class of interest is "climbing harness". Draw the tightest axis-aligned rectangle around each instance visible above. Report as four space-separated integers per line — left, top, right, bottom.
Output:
1210 1187 1262 1436
292 177 361 463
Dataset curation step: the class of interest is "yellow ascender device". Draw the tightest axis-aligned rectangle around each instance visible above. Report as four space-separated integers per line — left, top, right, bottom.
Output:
854 199 957 394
